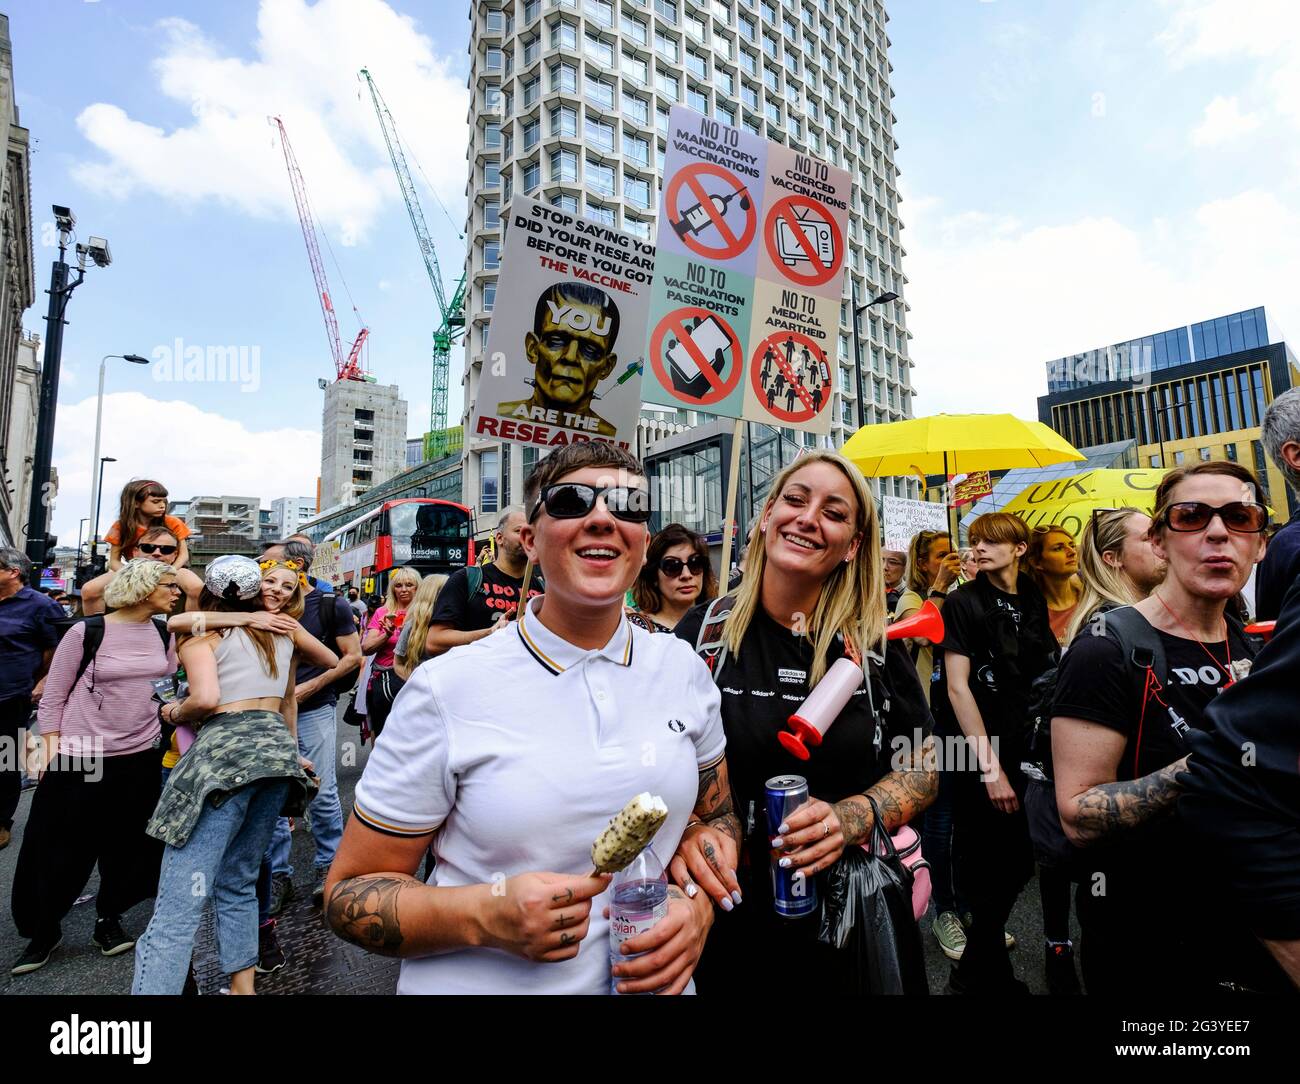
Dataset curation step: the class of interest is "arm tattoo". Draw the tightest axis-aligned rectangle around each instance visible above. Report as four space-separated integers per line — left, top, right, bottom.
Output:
326 875 414 957
1072 761 1184 846
694 758 742 846
836 741 939 843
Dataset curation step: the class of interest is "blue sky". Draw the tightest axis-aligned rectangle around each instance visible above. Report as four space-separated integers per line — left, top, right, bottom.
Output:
9 0 1297 542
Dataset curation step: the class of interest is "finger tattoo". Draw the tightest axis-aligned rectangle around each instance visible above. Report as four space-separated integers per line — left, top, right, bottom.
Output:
551 887 574 904
560 932 575 946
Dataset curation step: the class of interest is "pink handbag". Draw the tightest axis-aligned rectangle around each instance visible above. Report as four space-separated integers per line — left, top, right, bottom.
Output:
890 824 932 922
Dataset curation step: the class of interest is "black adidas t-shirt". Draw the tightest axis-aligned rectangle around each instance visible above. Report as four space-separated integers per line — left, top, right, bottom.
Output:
429 563 543 633
675 604 932 830
1053 614 1257 781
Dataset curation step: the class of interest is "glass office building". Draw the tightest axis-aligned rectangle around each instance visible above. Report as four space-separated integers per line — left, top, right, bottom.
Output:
1038 307 1298 520
462 0 916 537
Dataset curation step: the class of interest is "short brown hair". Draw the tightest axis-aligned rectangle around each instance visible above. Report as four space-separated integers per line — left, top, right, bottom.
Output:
1151 461 1265 534
523 443 645 517
968 512 1030 548
632 523 718 612
139 525 179 546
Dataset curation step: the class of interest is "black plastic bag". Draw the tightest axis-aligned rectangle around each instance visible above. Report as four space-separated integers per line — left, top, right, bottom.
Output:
818 798 929 995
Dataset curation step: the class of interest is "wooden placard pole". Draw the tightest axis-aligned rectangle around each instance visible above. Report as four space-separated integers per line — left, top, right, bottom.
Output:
719 417 746 583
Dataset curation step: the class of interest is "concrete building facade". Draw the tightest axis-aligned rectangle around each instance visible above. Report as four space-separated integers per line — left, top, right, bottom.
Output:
0 14 35 550
320 380 408 512
461 0 915 534
271 495 318 537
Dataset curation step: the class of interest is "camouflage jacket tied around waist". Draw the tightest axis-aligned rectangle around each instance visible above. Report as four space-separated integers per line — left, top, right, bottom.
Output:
147 709 312 848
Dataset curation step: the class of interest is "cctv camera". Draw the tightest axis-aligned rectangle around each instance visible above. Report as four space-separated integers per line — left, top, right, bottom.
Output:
85 236 112 268
52 205 75 232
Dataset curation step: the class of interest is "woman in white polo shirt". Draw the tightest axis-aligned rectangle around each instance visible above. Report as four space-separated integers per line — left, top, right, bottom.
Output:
324 443 736 995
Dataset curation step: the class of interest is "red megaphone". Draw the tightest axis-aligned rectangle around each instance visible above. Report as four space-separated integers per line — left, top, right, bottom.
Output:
887 600 944 643
1245 621 1276 643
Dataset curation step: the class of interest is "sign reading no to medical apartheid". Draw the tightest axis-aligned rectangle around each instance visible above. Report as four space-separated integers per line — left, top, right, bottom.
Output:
467 195 653 453
642 106 851 435
882 496 949 552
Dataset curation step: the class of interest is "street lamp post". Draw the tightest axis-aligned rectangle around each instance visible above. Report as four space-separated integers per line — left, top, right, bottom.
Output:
75 517 89 576
92 456 117 573
850 284 901 428
89 353 149 566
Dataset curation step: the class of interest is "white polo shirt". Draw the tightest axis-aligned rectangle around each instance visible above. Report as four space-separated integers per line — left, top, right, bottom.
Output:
353 595 725 995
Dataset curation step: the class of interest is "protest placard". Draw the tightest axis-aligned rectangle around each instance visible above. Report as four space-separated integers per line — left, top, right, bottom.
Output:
882 496 949 551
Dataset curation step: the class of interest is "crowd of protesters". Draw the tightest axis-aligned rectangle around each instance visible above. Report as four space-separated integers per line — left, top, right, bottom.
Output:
1 390 1297 995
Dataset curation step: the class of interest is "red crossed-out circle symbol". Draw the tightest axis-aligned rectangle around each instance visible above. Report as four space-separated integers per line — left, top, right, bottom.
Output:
664 162 757 262
650 307 743 408
751 330 831 424
764 195 844 288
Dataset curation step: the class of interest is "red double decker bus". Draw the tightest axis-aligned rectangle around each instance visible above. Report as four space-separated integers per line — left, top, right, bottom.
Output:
319 498 474 596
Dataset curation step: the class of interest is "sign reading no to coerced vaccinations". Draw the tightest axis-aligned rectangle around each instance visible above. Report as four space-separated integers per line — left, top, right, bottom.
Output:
643 105 851 435
468 195 652 453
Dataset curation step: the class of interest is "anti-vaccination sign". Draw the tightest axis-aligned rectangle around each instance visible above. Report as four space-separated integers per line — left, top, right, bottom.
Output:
882 496 949 552
643 106 850 435
468 195 653 453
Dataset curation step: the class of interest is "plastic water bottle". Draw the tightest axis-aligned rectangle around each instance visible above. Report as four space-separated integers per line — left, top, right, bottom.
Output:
608 846 668 995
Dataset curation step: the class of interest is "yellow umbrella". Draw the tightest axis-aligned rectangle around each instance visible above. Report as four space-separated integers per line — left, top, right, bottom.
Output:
1000 468 1166 538
841 413 1086 479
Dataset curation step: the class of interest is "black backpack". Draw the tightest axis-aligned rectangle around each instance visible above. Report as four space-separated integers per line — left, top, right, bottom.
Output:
315 586 360 695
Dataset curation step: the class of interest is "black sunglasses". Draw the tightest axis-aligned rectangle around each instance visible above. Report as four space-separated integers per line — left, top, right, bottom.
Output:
138 543 178 556
1163 501 1268 534
660 554 708 576
529 483 652 524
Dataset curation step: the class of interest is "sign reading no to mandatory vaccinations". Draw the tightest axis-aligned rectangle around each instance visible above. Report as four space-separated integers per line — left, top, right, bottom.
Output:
468 195 652 453
643 106 851 435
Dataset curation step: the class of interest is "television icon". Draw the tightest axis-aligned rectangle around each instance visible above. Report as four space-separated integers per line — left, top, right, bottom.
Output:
776 213 835 267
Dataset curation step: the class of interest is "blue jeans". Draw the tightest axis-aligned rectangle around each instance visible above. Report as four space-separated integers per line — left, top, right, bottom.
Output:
132 780 289 994
265 702 343 875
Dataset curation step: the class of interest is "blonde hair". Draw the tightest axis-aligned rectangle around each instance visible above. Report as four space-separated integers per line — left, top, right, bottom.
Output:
383 567 422 613
1066 507 1148 642
104 558 176 608
723 451 885 685
396 574 448 671
906 531 950 595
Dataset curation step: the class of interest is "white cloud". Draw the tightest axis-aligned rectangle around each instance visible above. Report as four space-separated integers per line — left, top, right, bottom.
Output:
49 391 319 543
904 188 1300 419
72 0 468 241
1156 0 1299 66
1190 95 1262 145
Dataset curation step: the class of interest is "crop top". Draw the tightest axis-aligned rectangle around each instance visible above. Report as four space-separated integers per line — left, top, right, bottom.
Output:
213 627 295 701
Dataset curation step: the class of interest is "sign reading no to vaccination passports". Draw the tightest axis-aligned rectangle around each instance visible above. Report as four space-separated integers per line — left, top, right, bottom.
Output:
468 195 652 453
643 106 850 435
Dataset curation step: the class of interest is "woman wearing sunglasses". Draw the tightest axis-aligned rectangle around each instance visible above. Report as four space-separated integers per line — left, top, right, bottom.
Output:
1052 461 1277 994
631 524 718 632
326 443 730 995
10 560 180 976
1064 508 1166 643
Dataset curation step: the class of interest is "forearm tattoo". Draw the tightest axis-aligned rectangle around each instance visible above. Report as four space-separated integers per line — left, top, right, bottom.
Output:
1072 761 1184 846
695 759 742 845
326 875 414 956
840 742 939 842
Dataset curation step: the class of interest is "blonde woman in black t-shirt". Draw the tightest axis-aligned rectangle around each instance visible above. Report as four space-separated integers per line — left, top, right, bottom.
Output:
672 451 937 992
1053 461 1274 994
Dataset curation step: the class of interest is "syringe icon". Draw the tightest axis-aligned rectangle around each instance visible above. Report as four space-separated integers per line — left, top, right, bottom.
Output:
672 186 752 240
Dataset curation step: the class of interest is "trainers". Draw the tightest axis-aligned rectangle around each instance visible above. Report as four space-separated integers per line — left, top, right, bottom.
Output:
11 935 62 975
932 911 967 960
961 912 1016 950
256 921 286 974
1045 941 1081 995
268 872 295 916
92 916 136 957
311 868 328 909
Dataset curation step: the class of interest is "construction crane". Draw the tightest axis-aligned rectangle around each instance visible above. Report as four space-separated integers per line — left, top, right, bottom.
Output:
359 68 465 458
269 115 370 383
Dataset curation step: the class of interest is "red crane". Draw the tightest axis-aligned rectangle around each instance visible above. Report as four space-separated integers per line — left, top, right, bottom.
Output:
269 115 369 382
